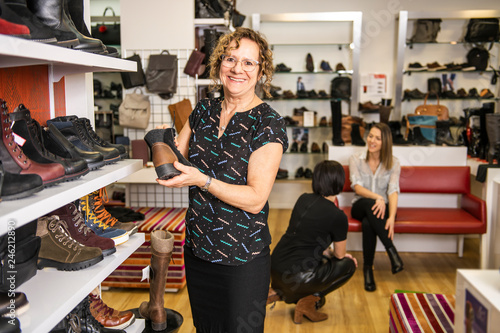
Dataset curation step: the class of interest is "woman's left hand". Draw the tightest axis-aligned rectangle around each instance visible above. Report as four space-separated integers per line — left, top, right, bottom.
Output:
156 161 205 188
371 197 386 219
385 216 395 240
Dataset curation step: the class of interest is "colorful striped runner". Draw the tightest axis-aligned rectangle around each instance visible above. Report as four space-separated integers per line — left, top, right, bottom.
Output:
389 293 455 333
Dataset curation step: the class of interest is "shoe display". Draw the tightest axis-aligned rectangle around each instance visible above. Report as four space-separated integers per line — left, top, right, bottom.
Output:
80 195 129 246
299 142 308 153
426 61 446 71
0 292 29 317
388 121 409 146
468 88 480 98
480 88 494 99
330 100 345 146
48 203 117 257
409 127 432 146
289 141 298 152
335 63 346 71
318 90 329 98
79 117 128 159
283 90 296 99
144 128 194 180
319 116 327 127
306 53 314 72
0 17 29 37
0 161 43 200
275 63 291 72
320 60 332 71
457 88 468 98
295 167 304 178
9 104 90 182
36 216 103 271
276 168 288 180
311 142 321 153
1 99 66 187
88 292 135 330
304 168 313 179
407 62 427 71
89 188 138 236
351 123 366 146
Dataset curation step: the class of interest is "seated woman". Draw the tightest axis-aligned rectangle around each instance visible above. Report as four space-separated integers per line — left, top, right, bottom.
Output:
268 160 357 324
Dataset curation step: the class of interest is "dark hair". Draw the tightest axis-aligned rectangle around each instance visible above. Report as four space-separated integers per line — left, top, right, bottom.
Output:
208 27 274 97
366 123 393 170
312 160 345 197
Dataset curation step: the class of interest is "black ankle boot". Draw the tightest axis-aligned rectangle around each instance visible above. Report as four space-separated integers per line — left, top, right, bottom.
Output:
387 247 404 274
144 128 194 180
351 123 366 146
363 265 376 292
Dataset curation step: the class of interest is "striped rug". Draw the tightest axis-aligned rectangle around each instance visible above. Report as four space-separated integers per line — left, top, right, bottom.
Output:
102 207 187 291
389 293 455 333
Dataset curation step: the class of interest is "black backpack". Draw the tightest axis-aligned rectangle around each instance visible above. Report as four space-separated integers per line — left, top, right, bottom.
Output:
467 47 490 71
409 19 442 43
464 18 500 44
330 77 351 99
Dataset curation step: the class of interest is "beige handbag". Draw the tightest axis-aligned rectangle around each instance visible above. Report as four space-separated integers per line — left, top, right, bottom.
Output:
414 94 449 121
118 88 151 129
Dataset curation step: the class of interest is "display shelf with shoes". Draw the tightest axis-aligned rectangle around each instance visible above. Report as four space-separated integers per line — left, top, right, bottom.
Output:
394 10 500 121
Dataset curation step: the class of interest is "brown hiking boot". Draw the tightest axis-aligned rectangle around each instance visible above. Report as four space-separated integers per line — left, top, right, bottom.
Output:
48 203 116 256
88 292 135 330
36 216 103 271
90 188 138 236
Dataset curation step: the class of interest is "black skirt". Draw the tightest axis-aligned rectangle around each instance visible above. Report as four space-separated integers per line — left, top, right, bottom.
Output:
184 245 270 333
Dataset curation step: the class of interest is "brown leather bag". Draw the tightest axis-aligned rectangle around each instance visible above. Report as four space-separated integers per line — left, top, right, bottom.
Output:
183 50 205 77
414 94 449 120
341 116 365 143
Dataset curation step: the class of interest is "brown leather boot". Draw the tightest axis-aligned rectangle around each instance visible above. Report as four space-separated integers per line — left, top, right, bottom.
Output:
266 287 282 306
293 295 328 324
139 230 174 331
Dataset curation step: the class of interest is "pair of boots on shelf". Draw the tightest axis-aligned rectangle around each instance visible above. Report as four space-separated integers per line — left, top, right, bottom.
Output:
330 100 367 147
295 166 313 179
0 0 118 56
0 98 127 201
37 189 137 271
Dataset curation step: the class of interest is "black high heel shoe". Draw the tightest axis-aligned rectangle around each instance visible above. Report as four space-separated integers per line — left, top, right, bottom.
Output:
363 265 376 292
387 247 404 274
144 128 193 180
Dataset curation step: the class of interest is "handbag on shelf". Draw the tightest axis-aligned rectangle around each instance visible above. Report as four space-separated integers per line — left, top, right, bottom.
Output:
464 18 500 44
414 94 449 121
406 114 438 143
121 54 146 89
466 47 490 71
118 88 151 129
409 19 442 43
146 50 178 100
183 50 205 78
91 7 121 45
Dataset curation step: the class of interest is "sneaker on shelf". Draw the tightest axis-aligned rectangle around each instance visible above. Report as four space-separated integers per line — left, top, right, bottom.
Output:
90 188 138 236
480 89 495 99
426 62 447 71
88 292 135 330
80 195 129 246
48 203 116 257
36 216 103 271
275 63 292 72
407 62 427 71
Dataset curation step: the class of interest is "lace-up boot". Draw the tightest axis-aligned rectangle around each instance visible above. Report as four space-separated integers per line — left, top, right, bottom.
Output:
48 203 116 256
89 188 138 236
79 117 128 158
88 292 135 330
0 99 65 187
36 216 103 271
69 295 126 333
80 195 129 246
9 104 89 181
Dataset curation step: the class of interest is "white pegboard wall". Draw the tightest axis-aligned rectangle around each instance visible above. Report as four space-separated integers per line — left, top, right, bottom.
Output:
128 184 189 208
121 48 198 141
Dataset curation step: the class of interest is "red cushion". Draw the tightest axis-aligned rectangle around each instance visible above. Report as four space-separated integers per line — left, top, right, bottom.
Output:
341 207 486 234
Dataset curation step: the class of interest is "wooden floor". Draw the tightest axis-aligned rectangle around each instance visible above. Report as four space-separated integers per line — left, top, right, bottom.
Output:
102 209 481 332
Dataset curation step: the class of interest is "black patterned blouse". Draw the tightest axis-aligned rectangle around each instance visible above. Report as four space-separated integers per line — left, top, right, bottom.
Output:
185 98 288 265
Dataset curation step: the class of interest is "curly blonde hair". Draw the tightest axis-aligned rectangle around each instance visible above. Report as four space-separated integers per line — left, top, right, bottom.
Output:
208 27 274 97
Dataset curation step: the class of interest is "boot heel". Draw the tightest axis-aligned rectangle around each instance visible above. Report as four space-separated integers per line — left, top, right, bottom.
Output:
155 163 181 180
151 320 167 331
293 309 304 324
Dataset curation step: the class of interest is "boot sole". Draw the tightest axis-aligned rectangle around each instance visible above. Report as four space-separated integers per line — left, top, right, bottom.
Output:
63 167 90 182
155 163 181 180
102 247 117 257
1 184 44 201
88 159 105 170
37 254 103 271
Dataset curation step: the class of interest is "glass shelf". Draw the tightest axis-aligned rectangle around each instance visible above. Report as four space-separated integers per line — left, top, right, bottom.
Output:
275 70 353 75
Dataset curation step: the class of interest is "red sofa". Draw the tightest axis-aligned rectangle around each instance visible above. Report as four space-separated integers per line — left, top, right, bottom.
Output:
340 166 487 236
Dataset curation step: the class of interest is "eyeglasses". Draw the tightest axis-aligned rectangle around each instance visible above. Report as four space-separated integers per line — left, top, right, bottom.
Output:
221 55 260 72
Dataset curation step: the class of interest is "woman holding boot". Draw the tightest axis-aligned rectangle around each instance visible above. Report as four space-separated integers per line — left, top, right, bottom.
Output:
348 122 404 292
155 27 287 332
268 160 357 324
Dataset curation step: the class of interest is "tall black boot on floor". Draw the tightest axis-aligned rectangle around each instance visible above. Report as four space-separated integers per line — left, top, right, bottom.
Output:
144 128 194 180
330 100 345 146
387 247 404 274
363 265 376 292
351 123 365 146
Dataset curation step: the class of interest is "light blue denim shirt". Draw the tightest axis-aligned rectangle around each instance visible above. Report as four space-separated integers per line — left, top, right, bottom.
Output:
348 151 401 204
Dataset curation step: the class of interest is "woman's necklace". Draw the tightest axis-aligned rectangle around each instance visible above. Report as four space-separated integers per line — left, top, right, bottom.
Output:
220 95 255 131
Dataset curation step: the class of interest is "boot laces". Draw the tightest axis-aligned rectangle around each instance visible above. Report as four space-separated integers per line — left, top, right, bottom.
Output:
81 195 110 230
89 294 115 317
2 111 28 163
66 313 82 333
49 217 82 251
84 119 106 145
92 188 118 227
70 205 92 236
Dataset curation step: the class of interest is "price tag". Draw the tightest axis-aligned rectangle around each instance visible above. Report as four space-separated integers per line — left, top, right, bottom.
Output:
141 265 150 282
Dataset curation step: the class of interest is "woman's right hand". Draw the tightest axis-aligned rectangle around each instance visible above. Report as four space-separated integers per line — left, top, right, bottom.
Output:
371 197 386 219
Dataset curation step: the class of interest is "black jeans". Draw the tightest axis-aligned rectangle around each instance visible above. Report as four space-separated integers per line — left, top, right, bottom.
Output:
351 198 395 266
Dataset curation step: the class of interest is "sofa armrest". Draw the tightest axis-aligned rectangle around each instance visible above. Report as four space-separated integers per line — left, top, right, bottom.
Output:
461 193 487 233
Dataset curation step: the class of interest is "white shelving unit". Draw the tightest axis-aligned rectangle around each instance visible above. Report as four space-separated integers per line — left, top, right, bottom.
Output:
0 34 144 332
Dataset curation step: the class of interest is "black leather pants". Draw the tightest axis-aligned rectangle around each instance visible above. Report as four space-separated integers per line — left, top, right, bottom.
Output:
271 256 356 304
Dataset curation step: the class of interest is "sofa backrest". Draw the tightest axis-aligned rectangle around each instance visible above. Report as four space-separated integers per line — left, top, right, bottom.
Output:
342 165 470 194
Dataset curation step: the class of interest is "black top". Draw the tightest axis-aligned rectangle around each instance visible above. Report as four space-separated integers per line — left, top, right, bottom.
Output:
271 193 348 274
185 98 288 266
